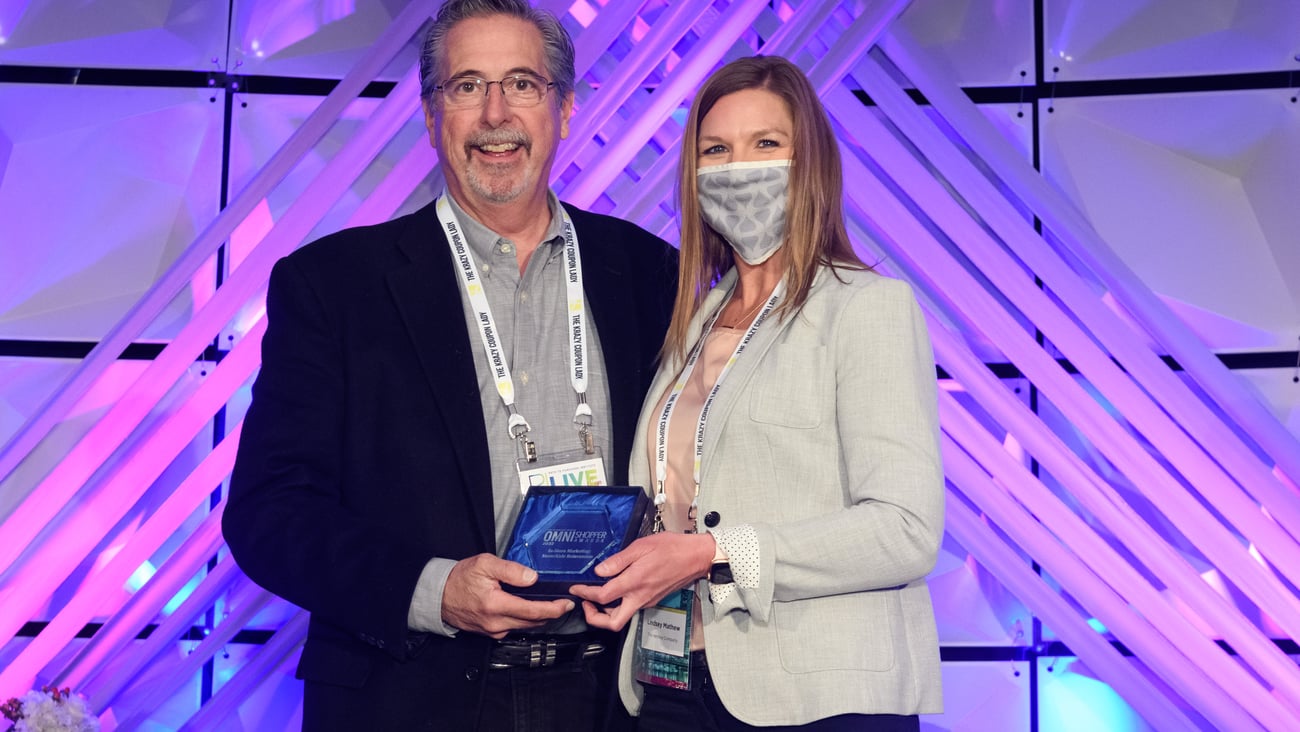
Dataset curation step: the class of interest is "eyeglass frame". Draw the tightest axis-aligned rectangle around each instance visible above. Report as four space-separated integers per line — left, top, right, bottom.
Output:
433 73 558 108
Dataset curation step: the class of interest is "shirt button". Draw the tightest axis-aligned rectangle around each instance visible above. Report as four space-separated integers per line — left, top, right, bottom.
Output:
499 242 513 254
520 291 529 302
704 511 721 528
464 666 480 681
519 370 529 385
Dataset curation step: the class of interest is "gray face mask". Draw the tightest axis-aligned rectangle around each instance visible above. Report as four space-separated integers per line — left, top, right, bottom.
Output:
696 159 791 265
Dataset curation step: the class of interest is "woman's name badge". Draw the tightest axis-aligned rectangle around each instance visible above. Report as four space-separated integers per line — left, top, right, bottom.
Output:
634 588 693 690
516 448 607 495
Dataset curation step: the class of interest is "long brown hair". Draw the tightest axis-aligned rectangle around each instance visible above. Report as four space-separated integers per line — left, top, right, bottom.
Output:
665 55 866 363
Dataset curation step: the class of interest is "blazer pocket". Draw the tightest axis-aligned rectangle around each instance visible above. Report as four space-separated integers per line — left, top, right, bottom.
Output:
296 636 373 689
748 345 825 429
774 592 897 673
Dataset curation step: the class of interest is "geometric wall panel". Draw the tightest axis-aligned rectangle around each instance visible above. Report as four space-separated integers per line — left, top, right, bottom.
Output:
0 84 223 340
2 2 1298 730
0 0 230 70
229 0 419 80
935 661 1032 731
931 533 1032 645
1234 368 1300 454
238 594 305 634
227 93 432 250
105 640 301 731
1043 0 1300 80
0 358 150 521
1040 91 1300 353
893 0 1035 86
1038 657 1164 732
0 356 77 449
21 419 216 624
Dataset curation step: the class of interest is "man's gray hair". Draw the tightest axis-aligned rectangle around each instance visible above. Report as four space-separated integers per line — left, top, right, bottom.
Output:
419 0 577 104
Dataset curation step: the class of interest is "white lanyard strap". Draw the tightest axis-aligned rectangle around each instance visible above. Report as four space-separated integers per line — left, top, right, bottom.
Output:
561 215 595 452
437 193 594 456
652 280 784 532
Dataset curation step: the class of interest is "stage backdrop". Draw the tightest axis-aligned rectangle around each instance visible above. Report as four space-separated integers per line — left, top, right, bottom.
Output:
1 1 1298 730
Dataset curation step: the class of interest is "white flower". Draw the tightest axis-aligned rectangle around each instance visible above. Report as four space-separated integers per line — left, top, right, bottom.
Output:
4 688 99 732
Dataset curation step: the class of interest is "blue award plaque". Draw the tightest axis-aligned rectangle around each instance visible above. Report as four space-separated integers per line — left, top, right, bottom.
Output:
502 485 649 599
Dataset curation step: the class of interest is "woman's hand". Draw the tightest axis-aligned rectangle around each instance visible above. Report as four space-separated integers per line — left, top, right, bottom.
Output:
569 532 716 631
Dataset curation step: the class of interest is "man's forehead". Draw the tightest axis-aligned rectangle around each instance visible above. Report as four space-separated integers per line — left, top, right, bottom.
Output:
443 14 547 77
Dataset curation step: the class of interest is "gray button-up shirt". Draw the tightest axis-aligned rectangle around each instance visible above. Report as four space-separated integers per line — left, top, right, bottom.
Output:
408 192 612 636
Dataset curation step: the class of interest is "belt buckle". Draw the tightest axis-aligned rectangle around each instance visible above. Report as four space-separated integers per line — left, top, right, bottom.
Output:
528 638 558 669
487 635 605 670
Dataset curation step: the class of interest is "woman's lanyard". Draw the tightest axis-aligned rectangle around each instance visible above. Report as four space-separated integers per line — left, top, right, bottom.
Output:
651 279 785 533
436 192 594 460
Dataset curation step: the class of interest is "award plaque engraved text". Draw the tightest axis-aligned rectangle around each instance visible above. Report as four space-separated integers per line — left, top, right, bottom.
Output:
501 485 649 599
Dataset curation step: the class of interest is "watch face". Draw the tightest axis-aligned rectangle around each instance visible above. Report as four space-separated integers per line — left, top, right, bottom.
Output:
709 562 733 585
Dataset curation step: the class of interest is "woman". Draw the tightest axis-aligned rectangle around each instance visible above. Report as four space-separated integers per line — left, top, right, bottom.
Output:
570 56 944 730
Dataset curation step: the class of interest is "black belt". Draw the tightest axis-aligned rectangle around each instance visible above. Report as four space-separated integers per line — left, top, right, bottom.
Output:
488 632 606 670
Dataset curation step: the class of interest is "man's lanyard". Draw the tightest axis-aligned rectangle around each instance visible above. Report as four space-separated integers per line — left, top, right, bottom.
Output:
651 279 785 533
436 192 594 460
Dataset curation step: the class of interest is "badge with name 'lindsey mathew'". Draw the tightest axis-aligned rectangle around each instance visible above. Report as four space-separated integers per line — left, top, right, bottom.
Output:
501 485 649 600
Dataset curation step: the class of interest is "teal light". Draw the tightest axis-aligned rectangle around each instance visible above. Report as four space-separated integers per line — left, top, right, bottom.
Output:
162 572 204 617
1039 657 1153 732
127 561 156 593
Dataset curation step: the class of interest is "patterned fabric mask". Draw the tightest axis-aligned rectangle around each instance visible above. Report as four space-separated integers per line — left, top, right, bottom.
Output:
697 159 791 265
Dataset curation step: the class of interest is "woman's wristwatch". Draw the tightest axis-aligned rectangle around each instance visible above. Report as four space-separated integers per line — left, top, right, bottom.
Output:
708 561 733 585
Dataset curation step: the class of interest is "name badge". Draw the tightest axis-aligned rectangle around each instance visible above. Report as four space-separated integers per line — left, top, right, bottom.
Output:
634 588 694 690
517 448 607 495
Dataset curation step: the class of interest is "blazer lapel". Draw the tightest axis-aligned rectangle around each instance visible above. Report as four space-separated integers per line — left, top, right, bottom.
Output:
386 202 496 553
631 270 735 488
690 269 800 481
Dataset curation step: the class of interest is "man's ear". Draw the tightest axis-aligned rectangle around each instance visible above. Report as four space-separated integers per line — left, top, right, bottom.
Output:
422 97 438 134
559 91 575 139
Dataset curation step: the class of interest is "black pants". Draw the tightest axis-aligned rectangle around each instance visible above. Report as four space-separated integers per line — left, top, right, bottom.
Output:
477 649 634 732
637 652 919 732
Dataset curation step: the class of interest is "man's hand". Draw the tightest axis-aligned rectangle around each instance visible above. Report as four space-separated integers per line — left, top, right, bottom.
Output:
442 553 574 638
569 532 715 631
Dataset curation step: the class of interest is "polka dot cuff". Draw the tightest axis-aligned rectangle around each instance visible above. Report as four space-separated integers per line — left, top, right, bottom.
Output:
708 524 759 605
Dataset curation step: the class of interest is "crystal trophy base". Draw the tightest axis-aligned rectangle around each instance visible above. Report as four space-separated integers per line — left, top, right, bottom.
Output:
501 485 649 600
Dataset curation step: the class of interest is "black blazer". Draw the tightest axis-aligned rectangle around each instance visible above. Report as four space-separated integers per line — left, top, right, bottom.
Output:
223 198 677 730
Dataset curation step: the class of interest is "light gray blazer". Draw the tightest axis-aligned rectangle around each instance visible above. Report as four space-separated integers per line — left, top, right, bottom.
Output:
618 266 945 725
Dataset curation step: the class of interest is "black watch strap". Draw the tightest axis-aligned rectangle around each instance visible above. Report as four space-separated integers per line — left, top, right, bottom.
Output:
708 562 733 585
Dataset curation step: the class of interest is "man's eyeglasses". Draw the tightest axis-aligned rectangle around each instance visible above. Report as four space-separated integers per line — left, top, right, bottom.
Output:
434 73 556 108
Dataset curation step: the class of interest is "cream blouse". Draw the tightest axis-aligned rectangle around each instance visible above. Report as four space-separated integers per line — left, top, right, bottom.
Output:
645 325 762 650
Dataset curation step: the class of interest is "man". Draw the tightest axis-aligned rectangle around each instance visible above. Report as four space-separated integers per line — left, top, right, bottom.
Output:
222 0 677 728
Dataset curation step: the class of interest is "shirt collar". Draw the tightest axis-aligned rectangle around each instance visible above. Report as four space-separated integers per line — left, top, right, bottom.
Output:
444 191 567 265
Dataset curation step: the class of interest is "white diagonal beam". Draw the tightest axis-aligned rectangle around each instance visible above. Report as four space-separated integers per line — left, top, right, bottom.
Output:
0 0 441 486
879 28 1300 488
